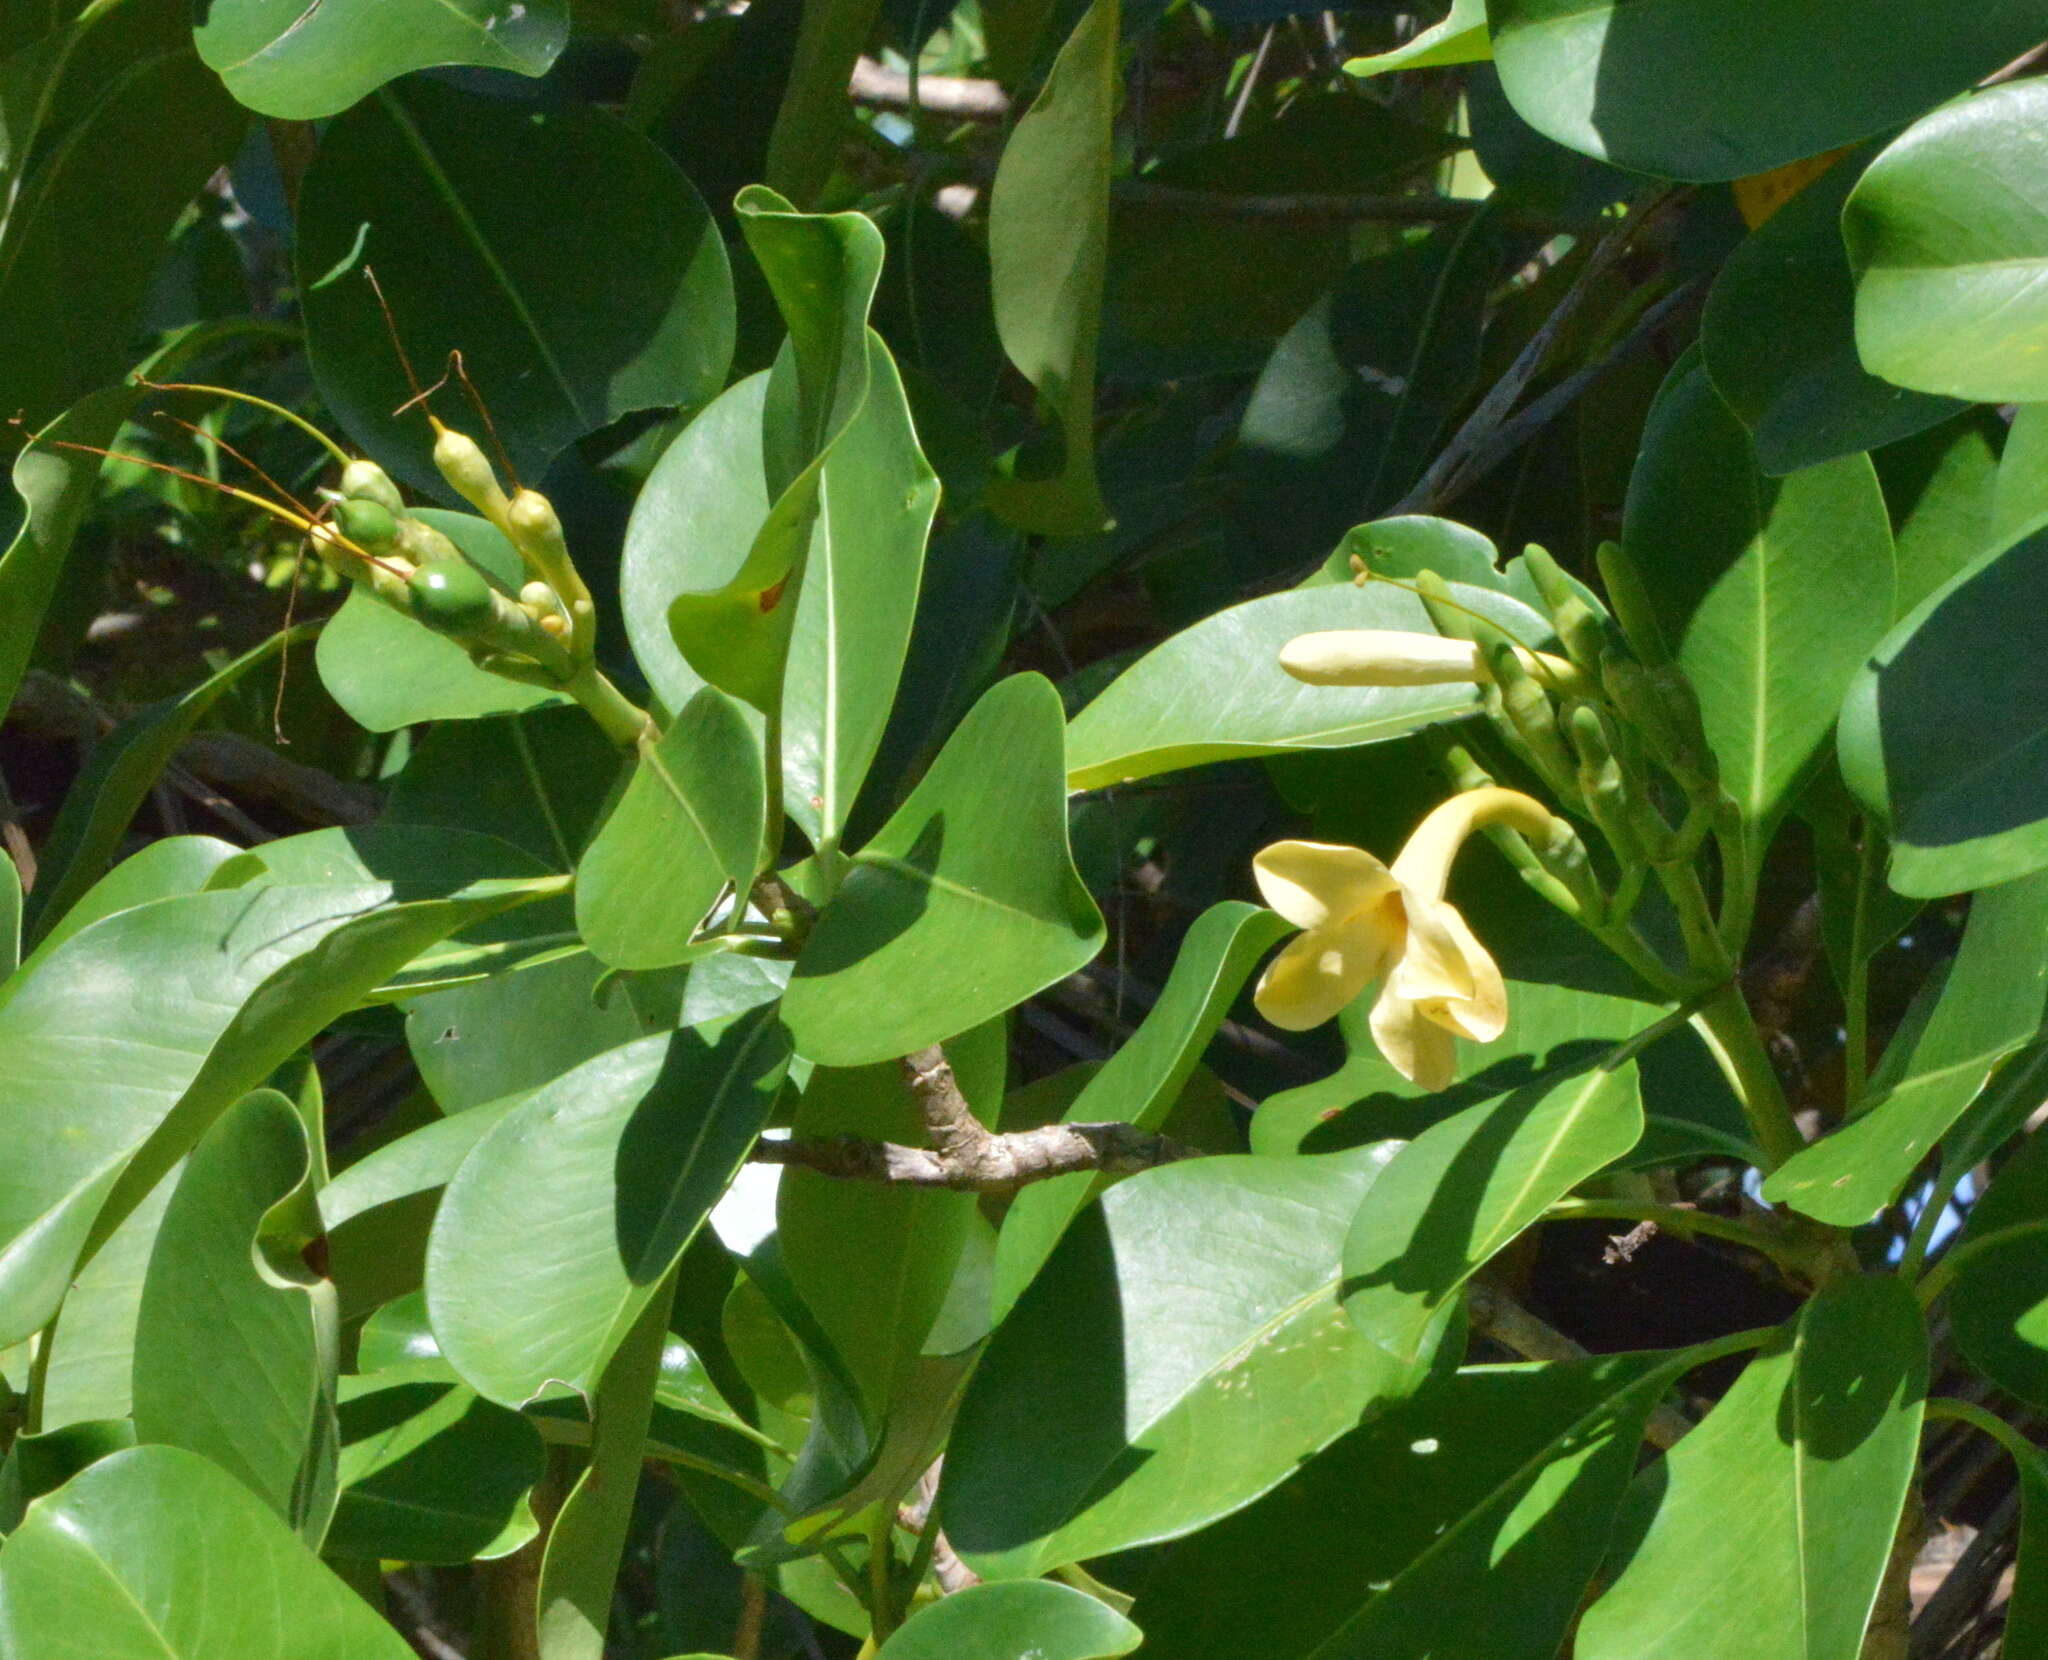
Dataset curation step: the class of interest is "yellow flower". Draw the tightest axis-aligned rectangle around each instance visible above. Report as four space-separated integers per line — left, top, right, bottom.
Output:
1251 788 1561 1091
1279 629 1576 689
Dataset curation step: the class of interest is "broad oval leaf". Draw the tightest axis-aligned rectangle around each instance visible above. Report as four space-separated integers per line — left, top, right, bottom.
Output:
1625 352 1894 830
299 78 733 490
1345 0 1488 77
1063 578 1547 792
782 673 1103 1066
426 1015 792 1405
196 0 567 120
943 1144 1401 1578
877 1580 1141 1660
1576 1277 1927 1660
1489 0 2046 182
1948 1124 2048 1411
1342 1053 1644 1390
1847 81 2048 403
1764 870 2048 1223
1838 520 2048 895
0 1445 412 1659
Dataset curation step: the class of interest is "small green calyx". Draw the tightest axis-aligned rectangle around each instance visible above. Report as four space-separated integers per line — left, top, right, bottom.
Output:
407 560 497 632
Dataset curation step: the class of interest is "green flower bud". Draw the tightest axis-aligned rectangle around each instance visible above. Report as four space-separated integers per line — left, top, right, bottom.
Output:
408 560 497 633
432 424 511 526
1594 541 1670 667
395 516 464 566
1488 642 1578 790
339 459 403 515
332 497 397 552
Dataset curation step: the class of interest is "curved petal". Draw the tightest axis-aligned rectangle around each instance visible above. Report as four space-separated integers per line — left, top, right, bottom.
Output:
1370 989 1459 1092
1252 840 1399 932
1385 888 1477 1006
1254 924 1391 1031
1428 904 1508 1042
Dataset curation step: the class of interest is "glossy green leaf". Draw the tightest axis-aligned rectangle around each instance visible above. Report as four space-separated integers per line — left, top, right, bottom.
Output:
877 1580 1141 1660
778 1064 977 1429
1947 1125 2048 1409
0 1418 135 1532
781 337 940 850
328 1365 542 1564
131 1091 328 1528
1489 0 2044 182
667 190 884 712
1132 1352 1692 1660
764 0 882 206
782 674 1103 1066
1838 519 2048 895
1341 1052 1643 1389
299 78 732 490
0 12 242 428
315 509 566 731
1702 151 1960 476
0 851 547 1347
25 625 310 938
984 0 1116 536
1577 1276 1927 1660
427 1015 791 1405
538 1274 676 1660
991 901 1289 1317
1847 81 2048 403
1994 404 2048 545
196 0 567 120
943 1145 1400 1578
1345 0 1488 77
1878 409 2008 619
1063 577 1548 792
1766 870 2048 1223
577 690 766 971
1626 352 1894 828
34 1179 173 1429
0 1445 412 1658
0 388 134 718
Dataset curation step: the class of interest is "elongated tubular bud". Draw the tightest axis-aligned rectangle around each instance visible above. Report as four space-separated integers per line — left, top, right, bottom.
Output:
1549 596 1611 670
1412 569 1476 643
1602 655 1719 790
431 422 512 532
1594 540 1670 667
1487 642 1578 795
1282 630 1484 686
1568 705 1647 863
507 488 594 659
339 458 404 514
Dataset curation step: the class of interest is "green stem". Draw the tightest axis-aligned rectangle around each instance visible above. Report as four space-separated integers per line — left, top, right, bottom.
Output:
567 668 656 751
1842 824 1883 1115
866 1506 898 1643
1914 1217 2048 1306
1692 980 1804 1170
1924 1397 2046 1469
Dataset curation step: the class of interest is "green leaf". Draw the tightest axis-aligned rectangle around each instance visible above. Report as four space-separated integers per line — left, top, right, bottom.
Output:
315 509 568 730
984 0 1117 536
943 1145 1401 1578
1847 81 2048 403
1945 1117 2048 1408
764 0 882 207
778 1064 977 1429
1341 1053 1643 1390
1345 0 1489 77
0 1419 135 1532
1765 870 2048 1223
538 1273 676 1660
781 337 940 850
667 189 885 712
1878 409 2008 619
1063 578 1547 792
0 388 135 718
0 852 15 977
1994 404 2048 545
24 625 310 939
1837 519 2048 895
426 1015 792 1405
1488 0 2045 182
196 0 567 120
298 78 732 490
0 1445 412 1658
34 1180 173 1429
1130 1352 1694 1660
576 690 766 971
328 1366 543 1564
131 1091 328 1529
0 11 243 428
781 674 1103 1066
0 853 549 1347
876 1580 1141 1660
1626 351 1895 829
991 901 1289 1317
1702 150 1961 476
1577 1277 1927 1660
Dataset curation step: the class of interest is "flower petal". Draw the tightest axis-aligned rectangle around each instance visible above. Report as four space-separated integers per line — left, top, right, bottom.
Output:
1254 924 1391 1031
1252 840 1400 932
1370 989 1459 1091
1385 888 1478 1007
1429 905 1508 1042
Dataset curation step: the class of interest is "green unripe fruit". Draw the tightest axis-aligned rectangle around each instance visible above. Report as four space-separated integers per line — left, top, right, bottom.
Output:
339 459 404 515
408 560 497 633
333 497 398 551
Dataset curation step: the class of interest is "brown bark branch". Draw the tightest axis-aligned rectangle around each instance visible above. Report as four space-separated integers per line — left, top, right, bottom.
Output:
849 57 1011 120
